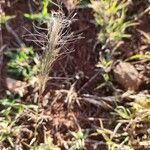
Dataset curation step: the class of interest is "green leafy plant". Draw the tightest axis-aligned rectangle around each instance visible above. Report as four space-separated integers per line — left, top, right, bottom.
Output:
0 119 21 147
0 98 38 119
112 93 150 149
65 130 88 150
90 0 137 48
24 0 51 20
6 47 39 81
97 51 112 81
0 98 38 148
114 106 132 120
0 13 15 24
90 0 137 92
96 51 114 91
0 99 26 120
96 124 130 150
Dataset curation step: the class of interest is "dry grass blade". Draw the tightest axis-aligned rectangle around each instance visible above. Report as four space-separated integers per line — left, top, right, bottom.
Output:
80 94 119 109
138 29 150 45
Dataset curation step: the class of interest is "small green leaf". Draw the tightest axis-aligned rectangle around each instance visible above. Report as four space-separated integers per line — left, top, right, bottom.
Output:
0 14 15 24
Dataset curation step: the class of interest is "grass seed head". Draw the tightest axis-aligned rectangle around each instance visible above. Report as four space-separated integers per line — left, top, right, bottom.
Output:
37 10 75 95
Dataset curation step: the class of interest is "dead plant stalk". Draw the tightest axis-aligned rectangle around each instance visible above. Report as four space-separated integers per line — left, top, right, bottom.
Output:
38 12 73 99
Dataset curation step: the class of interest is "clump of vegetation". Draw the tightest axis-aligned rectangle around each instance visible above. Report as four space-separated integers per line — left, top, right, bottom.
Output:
64 130 88 150
90 0 136 49
90 0 138 91
94 94 150 149
89 0 150 149
6 47 39 81
0 98 38 148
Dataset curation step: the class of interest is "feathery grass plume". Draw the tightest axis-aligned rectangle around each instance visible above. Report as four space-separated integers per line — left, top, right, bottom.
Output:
37 10 76 96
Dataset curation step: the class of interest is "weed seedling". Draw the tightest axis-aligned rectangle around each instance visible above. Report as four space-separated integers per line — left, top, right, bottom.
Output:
0 13 15 24
90 0 137 49
65 130 88 150
6 47 39 81
24 0 51 21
